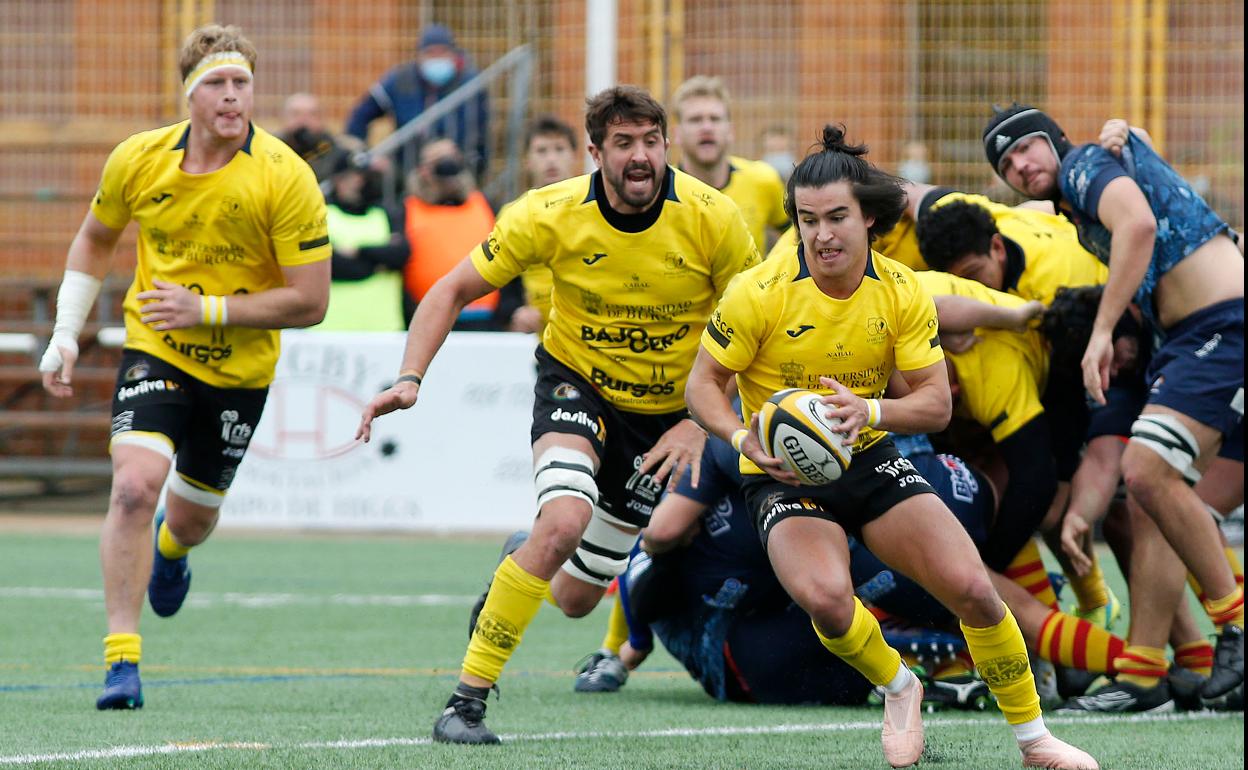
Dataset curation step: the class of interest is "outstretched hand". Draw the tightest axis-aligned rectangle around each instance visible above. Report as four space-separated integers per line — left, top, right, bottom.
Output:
639 418 707 491
355 381 420 443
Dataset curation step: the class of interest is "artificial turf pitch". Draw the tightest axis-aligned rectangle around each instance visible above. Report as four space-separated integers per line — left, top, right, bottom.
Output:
0 526 1241 769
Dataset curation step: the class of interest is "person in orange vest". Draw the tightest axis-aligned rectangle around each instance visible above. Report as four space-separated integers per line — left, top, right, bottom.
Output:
402 138 522 330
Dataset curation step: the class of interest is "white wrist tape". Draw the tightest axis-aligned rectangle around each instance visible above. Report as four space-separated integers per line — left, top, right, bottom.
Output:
38 270 102 373
865 398 883 428
200 295 229 326
730 428 750 453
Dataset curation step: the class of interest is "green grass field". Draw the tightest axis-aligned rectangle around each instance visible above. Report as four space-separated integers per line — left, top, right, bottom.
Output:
0 524 1241 769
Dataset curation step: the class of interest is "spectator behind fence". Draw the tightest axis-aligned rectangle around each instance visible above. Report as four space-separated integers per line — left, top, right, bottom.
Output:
275 92 362 183
346 24 490 180
402 138 521 331
314 153 410 331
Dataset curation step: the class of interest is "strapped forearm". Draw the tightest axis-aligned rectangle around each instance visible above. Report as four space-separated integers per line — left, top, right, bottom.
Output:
38 270 102 372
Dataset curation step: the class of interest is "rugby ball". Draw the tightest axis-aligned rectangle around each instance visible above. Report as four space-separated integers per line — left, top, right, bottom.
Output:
756 389 852 485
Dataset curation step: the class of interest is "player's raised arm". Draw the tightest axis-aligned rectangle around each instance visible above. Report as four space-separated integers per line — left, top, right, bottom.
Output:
355 256 497 442
39 210 123 398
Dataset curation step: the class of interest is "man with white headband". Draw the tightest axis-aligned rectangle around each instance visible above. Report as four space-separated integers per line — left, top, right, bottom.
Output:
984 104 1245 713
38 23 330 710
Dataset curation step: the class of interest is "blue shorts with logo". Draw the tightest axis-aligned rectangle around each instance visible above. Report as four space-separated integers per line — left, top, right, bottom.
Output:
1147 298 1244 438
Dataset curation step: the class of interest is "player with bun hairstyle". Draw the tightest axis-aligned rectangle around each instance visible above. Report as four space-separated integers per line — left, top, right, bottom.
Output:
685 124 1097 769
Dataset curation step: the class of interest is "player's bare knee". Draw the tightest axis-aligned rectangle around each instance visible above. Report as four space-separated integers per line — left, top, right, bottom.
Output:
950 573 1003 626
551 580 604 618
1125 414 1202 501
108 473 161 521
529 522 585 570
802 588 857 637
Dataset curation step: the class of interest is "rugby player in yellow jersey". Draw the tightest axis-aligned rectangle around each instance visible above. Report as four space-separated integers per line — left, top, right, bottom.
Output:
356 85 758 744
670 75 789 252
685 125 1097 770
513 114 581 332
37 24 330 711
912 186 1130 629
766 199 926 270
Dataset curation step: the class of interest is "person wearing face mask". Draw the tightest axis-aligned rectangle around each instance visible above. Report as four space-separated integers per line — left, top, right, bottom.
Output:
345 24 490 180
313 153 410 331
401 139 517 330
275 92 363 183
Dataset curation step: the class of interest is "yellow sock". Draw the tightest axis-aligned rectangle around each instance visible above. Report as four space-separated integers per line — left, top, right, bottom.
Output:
961 604 1041 725
1067 558 1109 613
600 595 629 654
1203 585 1245 631
811 597 903 687
1003 539 1059 610
1174 640 1214 677
544 585 558 607
1114 645 1168 688
103 633 141 666
462 556 549 683
1037 609 1126 674
157 521 190 560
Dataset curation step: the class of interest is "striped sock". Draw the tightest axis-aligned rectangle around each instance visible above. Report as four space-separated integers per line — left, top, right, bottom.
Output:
1203 585 1245 631
1114 645 1168 689
1190 549 1246 631
1003 539 1059 610
1037 609 1126 674
1173 640 1214 677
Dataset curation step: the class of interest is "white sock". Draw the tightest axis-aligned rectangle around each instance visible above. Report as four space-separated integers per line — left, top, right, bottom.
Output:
881 663 913 695
1011 716 1048 743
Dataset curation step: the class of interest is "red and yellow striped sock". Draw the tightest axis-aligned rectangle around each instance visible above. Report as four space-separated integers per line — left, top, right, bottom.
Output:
1188 548 1245 630
1203 585 1245 631
1114 645 1168 689
1003 539 1059 610
1037 609 1126 674
1174 640 1214 677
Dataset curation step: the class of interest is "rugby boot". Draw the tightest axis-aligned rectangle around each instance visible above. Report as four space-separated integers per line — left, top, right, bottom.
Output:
147 510 191 618
573 648 629 693
1054 664 1098 701
467 530 530 639
1019 734 1100 769
922 673 993 711
1201 624 1244 701
881 668 925 768
1056 679 1174 714
432 691 501 745
96 661 144 710
1166 665 1207 711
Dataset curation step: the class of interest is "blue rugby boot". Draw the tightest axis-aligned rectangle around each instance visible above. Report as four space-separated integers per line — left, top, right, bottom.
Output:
96 661 144 710
147 509 192 618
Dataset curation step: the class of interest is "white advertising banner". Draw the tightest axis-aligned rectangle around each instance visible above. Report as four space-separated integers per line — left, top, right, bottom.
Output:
216 330 539 532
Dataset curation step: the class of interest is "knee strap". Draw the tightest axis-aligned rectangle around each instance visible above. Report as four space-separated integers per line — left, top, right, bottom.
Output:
534 446 598 509
1129 414 1201 483
561 507 639 587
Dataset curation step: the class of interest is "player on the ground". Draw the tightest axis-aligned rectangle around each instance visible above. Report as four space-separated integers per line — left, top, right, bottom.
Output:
355 85 758 744
37 24 330 711
985 104 1245 707
685 124 1096 769
670 75 789 252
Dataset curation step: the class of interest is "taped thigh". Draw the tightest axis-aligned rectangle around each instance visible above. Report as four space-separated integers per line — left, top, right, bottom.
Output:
561 507 639 587
534 446 598 509
1130 413 1202 484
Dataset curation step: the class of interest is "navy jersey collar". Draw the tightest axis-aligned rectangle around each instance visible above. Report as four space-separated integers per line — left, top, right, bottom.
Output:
172 122 255 155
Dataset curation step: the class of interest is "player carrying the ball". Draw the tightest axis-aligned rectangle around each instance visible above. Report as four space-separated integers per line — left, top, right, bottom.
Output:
685 124 1097 770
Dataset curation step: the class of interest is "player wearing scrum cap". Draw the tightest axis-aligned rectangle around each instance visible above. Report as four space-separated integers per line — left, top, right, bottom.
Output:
985 104 1245 710
37 23 330 710
685 124 1098 770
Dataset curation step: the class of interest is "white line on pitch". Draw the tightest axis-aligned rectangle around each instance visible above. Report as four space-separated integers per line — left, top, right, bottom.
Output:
0 710 1238 765
0 586 475 608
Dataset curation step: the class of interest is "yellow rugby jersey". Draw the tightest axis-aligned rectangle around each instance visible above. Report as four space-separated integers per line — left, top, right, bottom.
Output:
922 191 1107 305
520 265 555 327
915 271 1049 443
720 156 788 251
702 247 943 473
92 121 329 388
471 167 759 413
765 214 926 271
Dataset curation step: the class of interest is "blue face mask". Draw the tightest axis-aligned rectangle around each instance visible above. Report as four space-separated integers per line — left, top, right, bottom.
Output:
420 57 457 88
